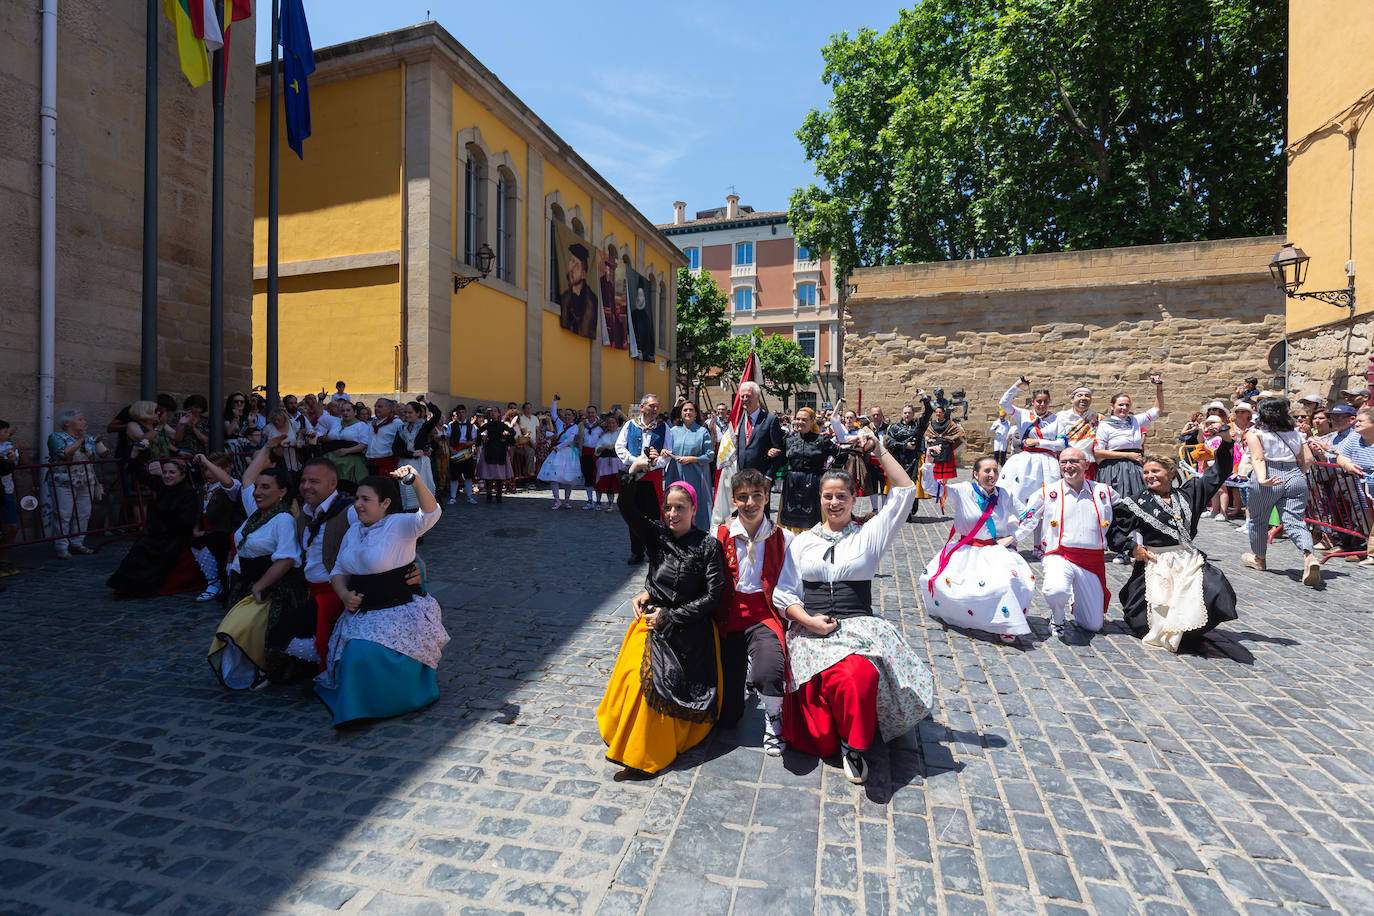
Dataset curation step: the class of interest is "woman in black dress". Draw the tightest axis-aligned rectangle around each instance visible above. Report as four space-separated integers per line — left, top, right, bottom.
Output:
475 407 517 503
106 452 201 598
1106 425 1238 653
770 407 839 532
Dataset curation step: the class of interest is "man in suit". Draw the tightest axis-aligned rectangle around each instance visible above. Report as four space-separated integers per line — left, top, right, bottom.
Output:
734 381 787 515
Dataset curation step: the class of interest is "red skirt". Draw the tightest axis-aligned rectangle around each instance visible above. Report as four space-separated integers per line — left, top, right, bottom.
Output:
932 460 957 480
596 473 621 495
784 655 879 757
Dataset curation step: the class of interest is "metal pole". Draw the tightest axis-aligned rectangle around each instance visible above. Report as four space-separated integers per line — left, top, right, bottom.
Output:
38 0 57 453
140 0 158 400
266 0 280 411
208 41 225 451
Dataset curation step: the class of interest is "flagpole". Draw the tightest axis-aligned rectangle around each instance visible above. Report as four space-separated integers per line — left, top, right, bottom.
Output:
266 0 280 411
140 0 158 400
208 22 226 451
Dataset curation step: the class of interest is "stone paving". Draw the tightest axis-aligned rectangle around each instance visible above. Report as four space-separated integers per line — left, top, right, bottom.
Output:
2 484 1374 915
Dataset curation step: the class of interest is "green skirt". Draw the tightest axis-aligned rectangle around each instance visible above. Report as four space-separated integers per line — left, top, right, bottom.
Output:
328 452 368 483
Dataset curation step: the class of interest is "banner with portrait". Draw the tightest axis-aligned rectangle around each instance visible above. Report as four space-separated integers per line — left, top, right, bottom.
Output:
598 248 629 349
553 221 600 339
625 267 656 362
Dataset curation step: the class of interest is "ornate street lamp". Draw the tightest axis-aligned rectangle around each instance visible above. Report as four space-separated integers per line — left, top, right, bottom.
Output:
1269 242 1355 313
453 243 496 292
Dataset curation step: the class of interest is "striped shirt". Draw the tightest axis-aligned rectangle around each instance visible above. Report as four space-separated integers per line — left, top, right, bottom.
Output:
1335 435 1374 473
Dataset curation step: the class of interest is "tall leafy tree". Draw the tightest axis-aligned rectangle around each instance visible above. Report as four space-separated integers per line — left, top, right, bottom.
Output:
674 267 732 399
719 329 816 411
790 0 1285 278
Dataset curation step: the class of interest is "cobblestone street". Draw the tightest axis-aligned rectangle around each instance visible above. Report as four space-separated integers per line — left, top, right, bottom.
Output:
3 486 1374 915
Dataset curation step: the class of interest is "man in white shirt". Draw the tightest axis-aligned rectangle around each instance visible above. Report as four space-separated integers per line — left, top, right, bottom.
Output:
1058 386 1101 478
1017 447 1116 638
579 405 601 508
292 458 356 665
282 394 315 435
366 398 402 475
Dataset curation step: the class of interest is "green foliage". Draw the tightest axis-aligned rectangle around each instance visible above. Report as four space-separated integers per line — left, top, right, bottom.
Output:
674 267 732 398
790 0 1285 278
720 329 816 411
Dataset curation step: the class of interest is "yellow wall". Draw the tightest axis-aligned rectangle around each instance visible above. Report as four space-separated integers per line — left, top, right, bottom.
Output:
451 283 525 400
253 70 402 264
543 160 592 228
541 311 590 406
451 84 529 285
252 266 400 395
601 348 636 410
1286 0 1374 332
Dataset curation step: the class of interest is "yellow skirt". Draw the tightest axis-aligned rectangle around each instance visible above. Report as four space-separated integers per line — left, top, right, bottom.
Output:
207 595 270 689
914 456 933 500
596 617 721 774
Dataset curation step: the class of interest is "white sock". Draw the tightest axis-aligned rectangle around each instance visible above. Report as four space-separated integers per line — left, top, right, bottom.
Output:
192 546 218 584
870 494 884 513
464 480 473 500
584 488 594 502
450 479 459 500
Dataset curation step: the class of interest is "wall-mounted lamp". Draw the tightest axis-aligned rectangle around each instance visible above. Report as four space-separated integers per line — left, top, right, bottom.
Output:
454 243 496 292
1269 242 1356 314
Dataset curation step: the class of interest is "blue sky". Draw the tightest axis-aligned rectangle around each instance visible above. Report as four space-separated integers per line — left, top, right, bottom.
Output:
255 1 908 225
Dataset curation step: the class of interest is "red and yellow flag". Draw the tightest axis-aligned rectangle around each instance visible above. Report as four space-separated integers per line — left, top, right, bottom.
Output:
163 0 224 87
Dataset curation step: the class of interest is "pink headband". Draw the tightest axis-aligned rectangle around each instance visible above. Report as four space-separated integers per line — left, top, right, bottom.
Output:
666 480 697 511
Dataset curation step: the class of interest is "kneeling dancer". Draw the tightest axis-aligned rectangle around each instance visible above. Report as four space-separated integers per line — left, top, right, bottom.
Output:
599 470 724 775
1017 447 1116 639
774 427 935 784
315 469 449 726
920 455 1035 643
1106 428 1238 652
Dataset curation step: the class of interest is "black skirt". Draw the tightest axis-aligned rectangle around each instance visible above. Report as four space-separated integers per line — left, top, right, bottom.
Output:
780 470 821 528
1118 558 1238 650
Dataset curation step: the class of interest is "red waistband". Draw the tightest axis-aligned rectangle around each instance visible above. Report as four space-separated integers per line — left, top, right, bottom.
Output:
968 537 997 546
728 590 773 631
1047 545 1106 571
1024 447 1056 455
308 580 334 597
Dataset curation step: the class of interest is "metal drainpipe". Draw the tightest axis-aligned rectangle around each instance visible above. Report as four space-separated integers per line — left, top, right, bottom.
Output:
38 0 58 450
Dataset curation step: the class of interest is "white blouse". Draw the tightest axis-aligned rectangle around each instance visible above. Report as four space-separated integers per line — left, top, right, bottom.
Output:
945 481 1026 539
331 505 441 577
1094 409 1159 452
334 419 371 448
229 484 301 573
773 485 916 609
1252 428 1305 465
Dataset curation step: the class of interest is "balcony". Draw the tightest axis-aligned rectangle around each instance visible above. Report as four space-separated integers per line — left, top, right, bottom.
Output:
731 262 756 279
794 258 821 275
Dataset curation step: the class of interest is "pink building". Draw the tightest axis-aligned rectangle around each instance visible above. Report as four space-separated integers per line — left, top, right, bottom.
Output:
659 195 843 410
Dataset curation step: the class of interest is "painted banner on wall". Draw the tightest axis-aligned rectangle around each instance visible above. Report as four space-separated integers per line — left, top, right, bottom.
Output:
598 249 629 349
626 267 656 362
553 221 600 339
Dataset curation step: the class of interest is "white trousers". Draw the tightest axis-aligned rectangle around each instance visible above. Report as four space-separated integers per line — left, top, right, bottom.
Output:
51 485 91 550
1040 554 1105 631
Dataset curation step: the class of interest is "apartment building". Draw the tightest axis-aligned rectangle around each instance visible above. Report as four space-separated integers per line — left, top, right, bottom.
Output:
659 195 842 409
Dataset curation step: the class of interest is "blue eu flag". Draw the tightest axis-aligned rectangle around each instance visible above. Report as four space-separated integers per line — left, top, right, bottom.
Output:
280 0 315 158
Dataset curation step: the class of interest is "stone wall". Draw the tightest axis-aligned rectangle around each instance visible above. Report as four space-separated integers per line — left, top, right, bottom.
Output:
1286 313 1374 402
0 3 256 449
845 237 1288 451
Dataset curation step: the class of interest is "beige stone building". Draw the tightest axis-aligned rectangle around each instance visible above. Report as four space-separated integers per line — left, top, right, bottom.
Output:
844 237 1286 451
1 3 256 450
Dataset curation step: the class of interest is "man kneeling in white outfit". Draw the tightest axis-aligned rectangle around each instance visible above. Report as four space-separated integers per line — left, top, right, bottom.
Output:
1016 447 1117 639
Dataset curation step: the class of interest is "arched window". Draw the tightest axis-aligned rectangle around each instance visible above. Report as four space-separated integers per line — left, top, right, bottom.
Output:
462 145 488 268
659 279 668 355
495 166 519 283
571 216 586 238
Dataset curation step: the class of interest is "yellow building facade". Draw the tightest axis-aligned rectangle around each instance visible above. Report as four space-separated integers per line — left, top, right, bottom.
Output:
1284 0 1374 396
251 23 683 410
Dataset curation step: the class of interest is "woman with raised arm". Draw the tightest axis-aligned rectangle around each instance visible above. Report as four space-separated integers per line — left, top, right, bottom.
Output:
1093 375 1165 501
207 439 315 689
392 400 438 511
315 467 448 726
998 375 1064 498
105 450 201 598
597 462 725 776
773 427 935 785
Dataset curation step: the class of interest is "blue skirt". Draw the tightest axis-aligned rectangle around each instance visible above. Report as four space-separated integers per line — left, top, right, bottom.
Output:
314 639 439 727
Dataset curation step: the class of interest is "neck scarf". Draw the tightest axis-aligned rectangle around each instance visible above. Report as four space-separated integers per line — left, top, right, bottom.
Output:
929 416 951 436
810 519 861 562
237 500 289 550
1103 413 1134 429
971 484 1000 539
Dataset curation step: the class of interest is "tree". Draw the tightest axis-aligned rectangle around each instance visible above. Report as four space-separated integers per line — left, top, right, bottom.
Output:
720 329 815 411
789 0 1285 279
674 267 732 400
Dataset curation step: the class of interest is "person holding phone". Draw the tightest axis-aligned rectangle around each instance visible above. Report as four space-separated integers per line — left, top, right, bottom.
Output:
772 427 935 785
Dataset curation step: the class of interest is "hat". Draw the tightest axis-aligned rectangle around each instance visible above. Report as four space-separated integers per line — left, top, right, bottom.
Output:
1203 400 1229 416
1258 389 1284 399
567 242 590 266
1330 404 1357 416
1341 386 1371 397
1297 394 1326 407
1231 401 1254 413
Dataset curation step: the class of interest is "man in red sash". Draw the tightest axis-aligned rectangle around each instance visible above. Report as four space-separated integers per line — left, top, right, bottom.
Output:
1016 447 1116 639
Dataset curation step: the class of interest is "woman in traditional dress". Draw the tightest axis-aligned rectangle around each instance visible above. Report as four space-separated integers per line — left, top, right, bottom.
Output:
663 399 714 531
392 401 437 512
1240 398 1321 587
1105 429 1240 653
1093 374 1165 504
923 404 965 497
207 444 314 689
598 470 724 776
919 455 1034 643
476 407 516 503
774 428 936 784
315 469 448 726
885 396 934 520
773 407 840 533
998 377 1064 504
538 398 585 509
593 415 623 510
323 400 370 494
105 451 201 598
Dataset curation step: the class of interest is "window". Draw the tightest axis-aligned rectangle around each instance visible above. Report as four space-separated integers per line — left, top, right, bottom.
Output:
548 204 565 303
462 148 488 267
734 242 754 266
797 330 817 360
795 391 818 411
796 242 815 261
734 288 753 312
495 169 518 283
796 283 817 309
685 247 700 270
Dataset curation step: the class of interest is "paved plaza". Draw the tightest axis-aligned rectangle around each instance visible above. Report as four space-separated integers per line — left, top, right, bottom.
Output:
2 486 1374 915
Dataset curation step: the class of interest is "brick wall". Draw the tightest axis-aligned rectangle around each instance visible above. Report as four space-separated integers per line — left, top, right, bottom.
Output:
0 3 255 448
844 237 1288 451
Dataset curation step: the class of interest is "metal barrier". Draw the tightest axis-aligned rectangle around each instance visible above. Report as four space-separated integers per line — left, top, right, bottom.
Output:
6 457 147 550
1304 461 1372 563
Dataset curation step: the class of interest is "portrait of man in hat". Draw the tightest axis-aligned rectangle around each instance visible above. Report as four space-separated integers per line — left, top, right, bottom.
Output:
556 231 600 339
